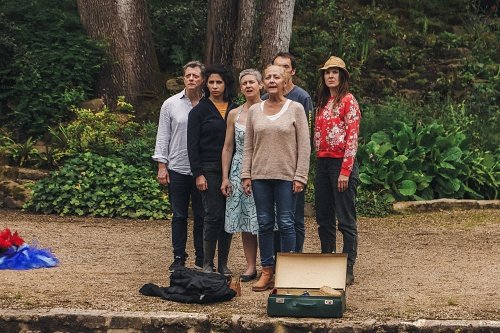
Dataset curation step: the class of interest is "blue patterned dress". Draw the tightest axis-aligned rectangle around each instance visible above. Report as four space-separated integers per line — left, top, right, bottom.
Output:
224 108 258 234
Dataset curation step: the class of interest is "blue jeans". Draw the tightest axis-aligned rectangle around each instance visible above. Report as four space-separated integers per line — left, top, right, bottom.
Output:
274 189 305 253
314 158 358 264
168 170 204 261
252 179 297 267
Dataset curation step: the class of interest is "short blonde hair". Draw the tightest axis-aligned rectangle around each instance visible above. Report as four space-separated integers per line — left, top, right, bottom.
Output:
239 68 262 83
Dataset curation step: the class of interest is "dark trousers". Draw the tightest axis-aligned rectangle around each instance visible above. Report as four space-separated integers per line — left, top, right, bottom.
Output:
199 162 229 243
273 189 305 254
168 170 204 261
314 158 359 264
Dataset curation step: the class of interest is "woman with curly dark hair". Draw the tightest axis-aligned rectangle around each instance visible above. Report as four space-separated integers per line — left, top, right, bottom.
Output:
187 64 237 276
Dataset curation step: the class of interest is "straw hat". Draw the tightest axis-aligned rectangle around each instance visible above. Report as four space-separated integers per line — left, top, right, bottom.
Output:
319 56 349 78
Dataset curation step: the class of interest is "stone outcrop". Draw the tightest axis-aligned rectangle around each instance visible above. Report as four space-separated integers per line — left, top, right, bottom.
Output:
0 166 48 209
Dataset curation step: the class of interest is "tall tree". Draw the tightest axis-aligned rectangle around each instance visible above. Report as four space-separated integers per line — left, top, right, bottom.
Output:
231 0 258 73
259 0 296 67
204 0 239 65
76 0 161 111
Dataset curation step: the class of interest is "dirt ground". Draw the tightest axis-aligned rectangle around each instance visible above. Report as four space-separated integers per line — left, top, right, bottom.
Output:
0 208 499 321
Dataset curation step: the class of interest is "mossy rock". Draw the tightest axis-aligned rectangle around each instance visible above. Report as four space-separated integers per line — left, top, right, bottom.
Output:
0 180 32 209
0 166 19 180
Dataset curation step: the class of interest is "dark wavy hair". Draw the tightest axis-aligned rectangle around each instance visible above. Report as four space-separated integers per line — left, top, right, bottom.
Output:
316 68 350 110
202 65 236 102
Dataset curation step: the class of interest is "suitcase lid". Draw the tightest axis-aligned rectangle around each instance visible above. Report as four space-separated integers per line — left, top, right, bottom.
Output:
274 253 347 290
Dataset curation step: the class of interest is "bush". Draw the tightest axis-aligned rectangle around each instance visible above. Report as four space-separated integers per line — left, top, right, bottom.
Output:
149 0 207 72
356 188 393 218
25 153 169 219
358 122 499 201
0 0 106 137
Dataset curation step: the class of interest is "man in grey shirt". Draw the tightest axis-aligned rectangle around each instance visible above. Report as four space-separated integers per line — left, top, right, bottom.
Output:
153 61 205 272
263 52 313 253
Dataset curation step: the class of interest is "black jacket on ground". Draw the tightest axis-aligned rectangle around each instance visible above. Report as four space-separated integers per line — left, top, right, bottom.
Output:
139 267 236 304
187 98 235 177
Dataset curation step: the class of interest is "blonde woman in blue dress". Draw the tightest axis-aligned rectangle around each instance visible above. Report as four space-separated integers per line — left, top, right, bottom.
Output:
221 69 262 282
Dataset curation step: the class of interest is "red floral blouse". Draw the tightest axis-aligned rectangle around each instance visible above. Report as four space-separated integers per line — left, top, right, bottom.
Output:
314 93 361 177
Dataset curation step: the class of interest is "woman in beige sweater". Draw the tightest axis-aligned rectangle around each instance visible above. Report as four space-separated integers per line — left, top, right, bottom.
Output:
241 65 310 291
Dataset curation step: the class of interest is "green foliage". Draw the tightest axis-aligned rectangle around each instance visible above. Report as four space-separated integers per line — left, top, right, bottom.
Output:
149 0 207 72
358 122 499 201
0 0 106 137
2 136 41 168
25 153 169 219
118 121 158 171
356 187 393 217
50 105 139 158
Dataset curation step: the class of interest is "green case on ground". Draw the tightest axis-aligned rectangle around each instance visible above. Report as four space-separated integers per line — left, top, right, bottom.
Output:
267 253 347 318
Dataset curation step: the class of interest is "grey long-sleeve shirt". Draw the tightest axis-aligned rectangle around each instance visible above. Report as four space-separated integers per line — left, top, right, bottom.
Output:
152 89 195 175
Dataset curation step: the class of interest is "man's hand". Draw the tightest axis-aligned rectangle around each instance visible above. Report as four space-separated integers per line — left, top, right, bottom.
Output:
157 168 169 185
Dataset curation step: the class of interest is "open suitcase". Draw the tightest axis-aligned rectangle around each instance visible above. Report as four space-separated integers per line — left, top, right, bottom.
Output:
267 252 347 318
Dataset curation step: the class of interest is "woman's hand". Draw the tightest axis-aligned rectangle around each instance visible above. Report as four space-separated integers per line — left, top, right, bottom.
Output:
196 175 208 191
293 180 305 194
221 179 232 197
337 174 349 192
242 178 252 196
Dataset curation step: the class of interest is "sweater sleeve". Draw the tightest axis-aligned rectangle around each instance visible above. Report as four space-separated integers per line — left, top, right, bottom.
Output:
241 104 256 180
293 103 311 184
340 94 361 177
187 106 204 177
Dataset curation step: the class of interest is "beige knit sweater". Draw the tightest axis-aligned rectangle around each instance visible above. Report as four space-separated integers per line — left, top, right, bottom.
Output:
241 100 311 184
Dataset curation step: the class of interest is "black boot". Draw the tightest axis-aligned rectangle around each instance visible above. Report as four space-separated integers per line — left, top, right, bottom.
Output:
202 239 216 274
346 263 355 285
217 232 233 276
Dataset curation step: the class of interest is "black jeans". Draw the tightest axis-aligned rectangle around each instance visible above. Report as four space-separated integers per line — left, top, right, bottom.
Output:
314 158 359 264
168 170 204 261
199 162 229 243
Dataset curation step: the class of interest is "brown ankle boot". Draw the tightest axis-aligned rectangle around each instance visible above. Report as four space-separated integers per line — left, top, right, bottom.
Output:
252 266 274 292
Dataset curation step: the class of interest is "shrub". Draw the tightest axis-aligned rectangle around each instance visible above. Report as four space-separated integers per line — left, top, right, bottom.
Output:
356 188 393 218
358 122 499 201
149 0 207 72
25 153 169 219
49 104 139 159
0 0 106 137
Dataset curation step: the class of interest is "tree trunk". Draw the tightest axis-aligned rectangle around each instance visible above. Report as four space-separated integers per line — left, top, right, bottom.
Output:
76 0 161 112
259 0 296 67
204 0 239 66
231 0 258 74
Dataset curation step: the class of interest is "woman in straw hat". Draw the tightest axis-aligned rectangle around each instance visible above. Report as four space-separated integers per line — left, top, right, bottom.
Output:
314 56 361 285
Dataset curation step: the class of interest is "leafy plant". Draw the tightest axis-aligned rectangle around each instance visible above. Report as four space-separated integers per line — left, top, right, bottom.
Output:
149 0 207 72
25 153 169 219
358 122 499 201
356 187 392 217
0 0 106 137
49 105 139 158
0 134 41 167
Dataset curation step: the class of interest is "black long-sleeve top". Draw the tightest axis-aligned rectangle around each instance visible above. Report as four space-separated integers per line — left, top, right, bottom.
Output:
187 98 235 177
